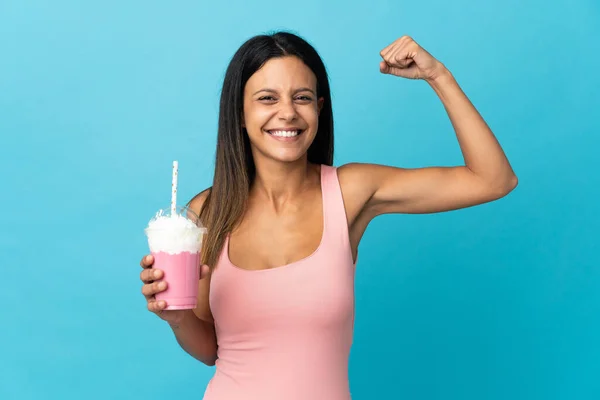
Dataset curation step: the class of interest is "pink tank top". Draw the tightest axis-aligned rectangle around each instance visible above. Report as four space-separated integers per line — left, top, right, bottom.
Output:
202 165 356 400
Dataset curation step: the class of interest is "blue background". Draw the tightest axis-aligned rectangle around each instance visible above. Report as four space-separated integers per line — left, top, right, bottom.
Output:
1 0 598 399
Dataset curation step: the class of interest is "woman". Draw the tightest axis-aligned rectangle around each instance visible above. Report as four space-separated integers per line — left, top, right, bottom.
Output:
139 31 517 399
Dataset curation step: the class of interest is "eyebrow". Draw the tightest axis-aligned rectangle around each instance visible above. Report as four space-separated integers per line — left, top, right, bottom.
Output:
253 87 316 96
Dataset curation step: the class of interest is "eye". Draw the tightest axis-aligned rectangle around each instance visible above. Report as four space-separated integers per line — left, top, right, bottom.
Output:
258 96 277 102
295 95 313 102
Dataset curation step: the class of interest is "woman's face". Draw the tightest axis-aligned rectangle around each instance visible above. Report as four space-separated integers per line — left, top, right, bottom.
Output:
243 56 324 164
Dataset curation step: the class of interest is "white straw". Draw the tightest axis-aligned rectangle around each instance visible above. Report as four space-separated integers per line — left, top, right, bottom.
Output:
171 160 178 216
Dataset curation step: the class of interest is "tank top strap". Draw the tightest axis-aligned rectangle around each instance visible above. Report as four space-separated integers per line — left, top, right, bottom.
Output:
320 164 352 254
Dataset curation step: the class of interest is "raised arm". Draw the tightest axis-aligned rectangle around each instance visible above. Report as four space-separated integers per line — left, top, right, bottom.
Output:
340 35 517 216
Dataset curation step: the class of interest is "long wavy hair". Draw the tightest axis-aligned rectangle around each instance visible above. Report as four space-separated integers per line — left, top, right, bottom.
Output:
197 31 334 269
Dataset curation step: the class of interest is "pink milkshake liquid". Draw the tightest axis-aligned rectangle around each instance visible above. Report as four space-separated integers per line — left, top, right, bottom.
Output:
152 251 200 309
145 206 207 310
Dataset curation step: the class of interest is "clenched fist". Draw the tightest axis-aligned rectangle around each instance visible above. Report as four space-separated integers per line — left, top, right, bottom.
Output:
379 35 446 81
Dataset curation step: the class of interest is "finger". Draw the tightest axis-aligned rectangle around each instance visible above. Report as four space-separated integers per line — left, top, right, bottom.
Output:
392 65 420 79
140 254 154 268
396 57 414 68
199 264 210 280
380 41 400 62
140 268 163 284
381 35 412 60
397 35 414 49
388 44 412 68
380 55 411 75
380 43 395 59
142 280 167 297
380 60 418 78
147 299 166 313
383 46 410 69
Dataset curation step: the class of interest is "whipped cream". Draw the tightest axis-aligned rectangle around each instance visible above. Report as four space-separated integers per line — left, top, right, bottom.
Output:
145 213 207 254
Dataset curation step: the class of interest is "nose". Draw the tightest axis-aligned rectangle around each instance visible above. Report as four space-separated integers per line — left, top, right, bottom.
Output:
277 98 297 122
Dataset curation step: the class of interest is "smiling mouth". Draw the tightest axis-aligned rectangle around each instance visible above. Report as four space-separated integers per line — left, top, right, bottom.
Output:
265 129 304 138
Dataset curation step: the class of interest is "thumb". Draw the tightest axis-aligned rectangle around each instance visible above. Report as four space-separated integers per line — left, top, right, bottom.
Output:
199 264 210 280
379 61 418 79
379 60 390 74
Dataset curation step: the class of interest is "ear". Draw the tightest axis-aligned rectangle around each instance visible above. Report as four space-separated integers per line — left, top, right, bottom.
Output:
317 97 325 115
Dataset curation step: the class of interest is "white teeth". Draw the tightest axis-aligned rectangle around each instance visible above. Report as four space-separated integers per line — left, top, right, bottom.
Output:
270 130 299 137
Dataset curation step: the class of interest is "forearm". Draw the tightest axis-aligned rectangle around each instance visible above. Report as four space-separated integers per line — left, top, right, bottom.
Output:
427 68 517 189
169 310 218 366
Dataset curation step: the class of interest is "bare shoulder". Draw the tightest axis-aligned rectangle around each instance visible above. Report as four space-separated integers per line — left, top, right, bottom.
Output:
336 163 381 223
336 162 374 193
187 188 211 217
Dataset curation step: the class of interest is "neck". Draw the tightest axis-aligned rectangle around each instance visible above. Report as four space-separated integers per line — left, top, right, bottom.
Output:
251 156 314 204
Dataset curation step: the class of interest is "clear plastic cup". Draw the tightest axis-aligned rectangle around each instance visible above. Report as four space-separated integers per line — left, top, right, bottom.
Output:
144 206 207 310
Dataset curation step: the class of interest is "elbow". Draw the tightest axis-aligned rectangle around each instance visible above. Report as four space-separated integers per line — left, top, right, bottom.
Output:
492 174 518 198
510 174 518 190
505 174 518 193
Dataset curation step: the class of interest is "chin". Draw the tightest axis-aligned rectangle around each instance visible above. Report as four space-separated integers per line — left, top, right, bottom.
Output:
269 151 308 164
250 141 313 164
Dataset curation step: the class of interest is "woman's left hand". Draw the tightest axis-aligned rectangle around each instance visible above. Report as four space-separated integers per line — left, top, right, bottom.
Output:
379 36 447 81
